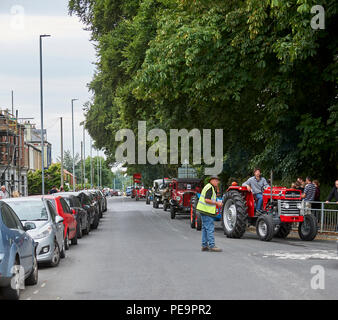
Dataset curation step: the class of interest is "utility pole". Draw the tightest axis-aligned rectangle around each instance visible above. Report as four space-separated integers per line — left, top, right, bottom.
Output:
100 157 102 188
16 110 20 195
81 141 83 189
97 150 99 188
83 124 86 188
71 98 78 191
39 34 51 195
60 117 64 188
90 138 93 188
11 91 14 116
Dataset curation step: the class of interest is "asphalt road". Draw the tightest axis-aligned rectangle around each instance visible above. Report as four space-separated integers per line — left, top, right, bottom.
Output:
21 197 338 300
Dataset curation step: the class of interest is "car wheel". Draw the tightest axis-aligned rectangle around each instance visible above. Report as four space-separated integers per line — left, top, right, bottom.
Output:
83 217 90 235
2 259 21 300
71 229 78 245
49 241 61 267
64 232 70 250
25 255 38 286
60 242 66 259
77 221 83 239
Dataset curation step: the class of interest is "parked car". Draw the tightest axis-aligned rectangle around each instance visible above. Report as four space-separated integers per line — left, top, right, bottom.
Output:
4 198 65 267
77 191 98 229
82 191 100 229
126 186 133 197
97 189 107 213
0 200 39 300
87 190 104 218
39 195 78 250
58 193 90 238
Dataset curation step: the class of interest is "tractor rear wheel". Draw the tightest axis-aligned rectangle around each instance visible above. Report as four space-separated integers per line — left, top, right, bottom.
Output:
274 223 292 239
221 191 248 238
256 214 274 241
298 214 318 241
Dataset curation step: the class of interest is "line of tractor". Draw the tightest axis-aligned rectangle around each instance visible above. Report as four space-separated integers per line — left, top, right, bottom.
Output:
128 174 318 242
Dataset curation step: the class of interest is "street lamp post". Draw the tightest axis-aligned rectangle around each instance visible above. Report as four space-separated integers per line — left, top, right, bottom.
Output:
39 34 51 195
71 98 78 191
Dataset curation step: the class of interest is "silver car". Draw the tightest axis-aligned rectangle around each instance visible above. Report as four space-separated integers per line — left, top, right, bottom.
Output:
4 198 65 267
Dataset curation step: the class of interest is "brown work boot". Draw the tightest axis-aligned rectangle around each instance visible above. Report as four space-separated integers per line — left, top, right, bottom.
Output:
201 247 209 252
209 246 222 252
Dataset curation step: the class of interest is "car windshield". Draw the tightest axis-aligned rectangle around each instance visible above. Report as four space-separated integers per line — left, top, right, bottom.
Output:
7 200 48 221
178 182 200 190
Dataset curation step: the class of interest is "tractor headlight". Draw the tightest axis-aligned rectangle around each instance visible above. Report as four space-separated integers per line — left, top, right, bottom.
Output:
282 203 290 209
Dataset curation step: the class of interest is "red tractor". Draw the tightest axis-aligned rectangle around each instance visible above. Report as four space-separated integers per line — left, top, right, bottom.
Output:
221 183 318 241
169 178 203 219
131 173 148 200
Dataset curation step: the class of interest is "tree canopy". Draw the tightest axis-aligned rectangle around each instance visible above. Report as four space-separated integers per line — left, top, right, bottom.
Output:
69 0 337 183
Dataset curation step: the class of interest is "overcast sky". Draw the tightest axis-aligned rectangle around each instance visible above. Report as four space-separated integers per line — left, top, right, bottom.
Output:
0 0 101 162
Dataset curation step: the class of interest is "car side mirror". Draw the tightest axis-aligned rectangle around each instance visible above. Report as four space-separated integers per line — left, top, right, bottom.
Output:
23 222 36 231
55 216 64 224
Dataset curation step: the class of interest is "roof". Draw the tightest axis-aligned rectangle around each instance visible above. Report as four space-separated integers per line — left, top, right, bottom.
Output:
3 197 44 203
174 178 202 183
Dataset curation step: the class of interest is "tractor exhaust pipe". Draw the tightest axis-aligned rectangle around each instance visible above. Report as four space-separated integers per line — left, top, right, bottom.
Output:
270 170 273 205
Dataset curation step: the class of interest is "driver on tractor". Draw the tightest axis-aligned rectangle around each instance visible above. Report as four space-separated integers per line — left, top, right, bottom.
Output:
242 168 269 214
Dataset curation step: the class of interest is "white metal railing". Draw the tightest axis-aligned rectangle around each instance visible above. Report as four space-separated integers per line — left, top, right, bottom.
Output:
303 201 338 233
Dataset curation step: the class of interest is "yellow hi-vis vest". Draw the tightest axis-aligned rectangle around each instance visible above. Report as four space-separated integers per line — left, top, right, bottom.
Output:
196 183 217 216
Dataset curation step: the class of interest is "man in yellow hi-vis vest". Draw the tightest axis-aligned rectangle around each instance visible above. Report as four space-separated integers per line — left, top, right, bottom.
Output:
197 176 223 252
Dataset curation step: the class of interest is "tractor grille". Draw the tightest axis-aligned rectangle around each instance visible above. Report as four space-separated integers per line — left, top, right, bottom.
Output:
285 191 301 199
278 200 302 216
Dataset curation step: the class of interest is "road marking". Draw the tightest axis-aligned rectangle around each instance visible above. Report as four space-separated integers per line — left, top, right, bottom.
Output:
26 297 32 300
260 250 338 260
183 236 189 240
41 282 46 288
33 290 39 295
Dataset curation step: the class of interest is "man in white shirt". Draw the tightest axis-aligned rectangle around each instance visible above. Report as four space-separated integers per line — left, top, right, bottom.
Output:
0 185 9 199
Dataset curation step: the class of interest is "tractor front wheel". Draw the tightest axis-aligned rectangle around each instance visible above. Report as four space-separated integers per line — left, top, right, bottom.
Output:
170 206 176 219
298 214 318 241
256 215 274 241
221 191 248 238
195 211 202 231
190 197 196 228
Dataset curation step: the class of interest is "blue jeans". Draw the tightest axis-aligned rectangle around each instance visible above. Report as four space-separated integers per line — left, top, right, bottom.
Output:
201 214 215 248
255 192 263 211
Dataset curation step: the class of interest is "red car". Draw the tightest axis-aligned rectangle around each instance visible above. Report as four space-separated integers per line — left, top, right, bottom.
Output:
34 195 78 250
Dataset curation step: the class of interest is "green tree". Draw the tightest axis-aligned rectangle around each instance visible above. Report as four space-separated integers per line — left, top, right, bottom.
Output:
69 0 338 184
27 163 67 195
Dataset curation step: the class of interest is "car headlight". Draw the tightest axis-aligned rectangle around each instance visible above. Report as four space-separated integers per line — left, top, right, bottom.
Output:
176 196 181 201
33 226 52 240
